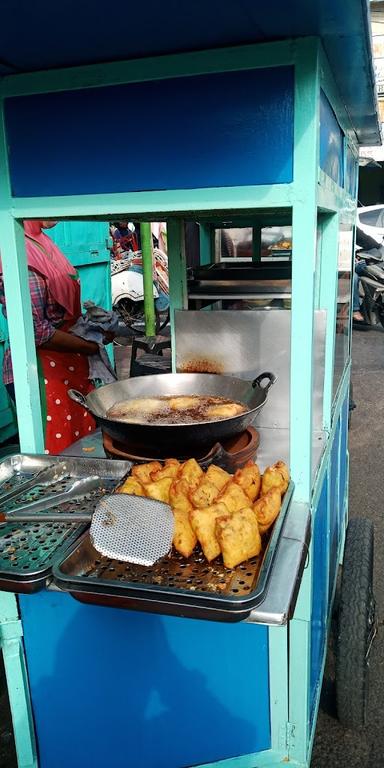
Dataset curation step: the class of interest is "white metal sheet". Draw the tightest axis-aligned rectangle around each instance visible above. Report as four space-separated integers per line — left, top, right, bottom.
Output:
175 309 326 430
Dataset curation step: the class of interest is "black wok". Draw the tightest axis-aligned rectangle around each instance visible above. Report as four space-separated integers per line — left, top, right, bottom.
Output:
68 371 276 457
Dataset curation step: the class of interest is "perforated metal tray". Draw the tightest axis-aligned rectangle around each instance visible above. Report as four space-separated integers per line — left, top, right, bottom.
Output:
0 454 131 592
53 483 294 622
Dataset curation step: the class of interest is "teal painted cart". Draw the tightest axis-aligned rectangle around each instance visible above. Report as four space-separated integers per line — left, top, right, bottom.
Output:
0 2 379 767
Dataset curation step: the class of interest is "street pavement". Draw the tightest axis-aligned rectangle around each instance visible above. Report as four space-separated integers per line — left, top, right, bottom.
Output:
312 325 384 767
0 327 383 767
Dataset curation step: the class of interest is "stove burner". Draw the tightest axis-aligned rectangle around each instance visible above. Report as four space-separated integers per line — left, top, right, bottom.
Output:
103 427 259 472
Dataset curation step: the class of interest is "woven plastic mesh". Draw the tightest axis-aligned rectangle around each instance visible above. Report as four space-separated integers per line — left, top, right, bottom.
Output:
90 494 174 566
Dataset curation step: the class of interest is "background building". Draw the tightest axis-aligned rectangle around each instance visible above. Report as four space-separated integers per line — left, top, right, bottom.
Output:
359 1 384 203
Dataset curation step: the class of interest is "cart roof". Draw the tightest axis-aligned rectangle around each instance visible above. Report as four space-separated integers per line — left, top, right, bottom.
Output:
0 0 380 145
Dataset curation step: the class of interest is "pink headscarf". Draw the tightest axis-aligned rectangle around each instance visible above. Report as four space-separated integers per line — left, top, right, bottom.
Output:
21 221 81 320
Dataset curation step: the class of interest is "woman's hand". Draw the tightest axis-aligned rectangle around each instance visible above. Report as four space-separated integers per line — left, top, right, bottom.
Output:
103 331 115 345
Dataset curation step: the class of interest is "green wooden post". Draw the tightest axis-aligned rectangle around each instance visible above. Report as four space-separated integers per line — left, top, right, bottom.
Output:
167 220 188 372
140 222 156 337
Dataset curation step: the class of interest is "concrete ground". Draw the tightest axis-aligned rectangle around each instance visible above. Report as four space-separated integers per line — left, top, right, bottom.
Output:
0 327 383 767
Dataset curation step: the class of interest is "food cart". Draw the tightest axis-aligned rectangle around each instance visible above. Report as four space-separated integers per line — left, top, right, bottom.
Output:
0 2 379 767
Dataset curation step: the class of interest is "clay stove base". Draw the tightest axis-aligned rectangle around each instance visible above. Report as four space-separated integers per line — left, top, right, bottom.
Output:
102 426 259 472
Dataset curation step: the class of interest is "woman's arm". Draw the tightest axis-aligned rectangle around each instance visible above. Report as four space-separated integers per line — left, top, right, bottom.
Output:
28 272 99 355
40 330 98 355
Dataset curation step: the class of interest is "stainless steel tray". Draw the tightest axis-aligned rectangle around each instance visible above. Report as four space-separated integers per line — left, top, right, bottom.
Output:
0 454 131 592
53 483 294 622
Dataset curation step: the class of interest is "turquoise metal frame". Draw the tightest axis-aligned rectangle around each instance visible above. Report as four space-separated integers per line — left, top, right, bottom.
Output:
0 35 361 768
0 592 37 768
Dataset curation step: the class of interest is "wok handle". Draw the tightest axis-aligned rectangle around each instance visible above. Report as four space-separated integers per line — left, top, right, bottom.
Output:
68 389 89 409
251 372 277 391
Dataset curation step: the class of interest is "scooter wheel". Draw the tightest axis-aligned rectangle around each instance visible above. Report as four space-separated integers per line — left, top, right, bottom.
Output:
377 307 384 329
335 518 376 728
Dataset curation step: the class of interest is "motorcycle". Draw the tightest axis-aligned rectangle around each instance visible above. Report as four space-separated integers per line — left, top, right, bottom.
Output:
355 244 384 327
111 248 169 333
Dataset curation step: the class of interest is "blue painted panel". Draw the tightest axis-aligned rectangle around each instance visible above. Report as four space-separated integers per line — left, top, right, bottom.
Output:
320 90 344 187
310 473 329 726
338 395 349 526
328 419 341 604
346 146 358 198
19 591 271 768
5 68 294 197
0 0 379 145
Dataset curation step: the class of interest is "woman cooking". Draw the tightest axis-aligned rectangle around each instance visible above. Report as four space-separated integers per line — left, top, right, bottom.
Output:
0 220 103 453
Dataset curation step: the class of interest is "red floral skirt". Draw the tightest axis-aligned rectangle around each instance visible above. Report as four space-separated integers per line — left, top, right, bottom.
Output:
38 349 96 454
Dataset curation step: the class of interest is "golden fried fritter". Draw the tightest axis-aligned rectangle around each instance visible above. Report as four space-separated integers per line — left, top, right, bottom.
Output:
216 507 262 569
190 502 228 562
206 402 245 419
261 461 289 495
151 459 181 481
117 477 146 496
205 464 231 491
119 457 287 565
144 477 173 504
234 461 261 502
108 397 163 419
131 461 162 485
189 481 220 509
217 482 250 514
168 396 199 410
172 506 197 558
253 488 282 533
179 458 204 489
169 479 193 514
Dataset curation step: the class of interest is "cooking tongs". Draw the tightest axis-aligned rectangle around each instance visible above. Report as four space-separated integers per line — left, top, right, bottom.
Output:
0 476 102 524
0 461 102 525
0 461 69 507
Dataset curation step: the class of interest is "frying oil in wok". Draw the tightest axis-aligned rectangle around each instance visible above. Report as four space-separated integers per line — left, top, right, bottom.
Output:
106 395 247 425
